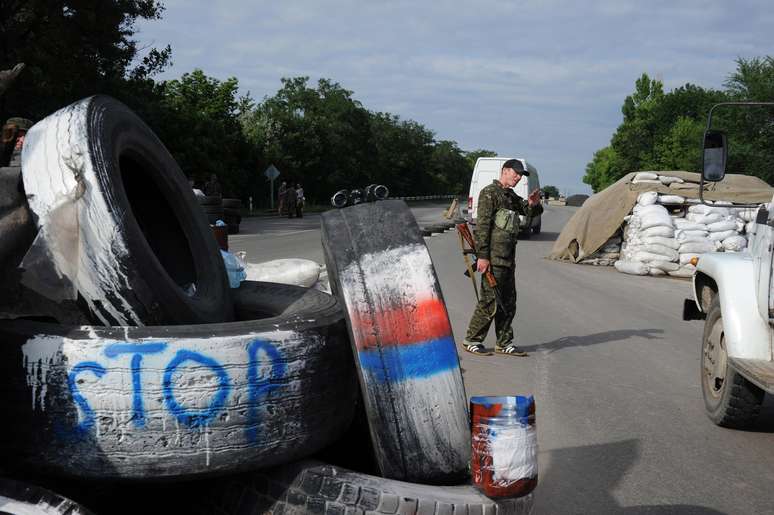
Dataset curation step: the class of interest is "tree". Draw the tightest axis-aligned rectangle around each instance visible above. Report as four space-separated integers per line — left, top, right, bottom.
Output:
583 146 620 192
651 116 704 172
0 1 171 121
130 70 258 198
242 77 375 203
721 57 774 184
585 72 726 191
541 185 559 199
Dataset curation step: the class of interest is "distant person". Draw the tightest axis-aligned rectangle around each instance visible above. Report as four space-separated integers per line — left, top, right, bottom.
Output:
462 159 542 356
295 183 305 218
277 181 287 216
286 182 297 218
204 173 221 197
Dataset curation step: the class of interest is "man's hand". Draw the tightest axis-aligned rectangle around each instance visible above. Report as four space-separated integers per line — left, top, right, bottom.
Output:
476 257 490 273
528 188 541 207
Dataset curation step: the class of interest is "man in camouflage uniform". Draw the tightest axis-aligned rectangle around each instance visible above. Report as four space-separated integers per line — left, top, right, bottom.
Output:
463 159 542 356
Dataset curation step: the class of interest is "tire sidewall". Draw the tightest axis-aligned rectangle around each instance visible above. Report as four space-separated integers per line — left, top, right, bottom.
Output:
88 96 232 323
701 297 728 420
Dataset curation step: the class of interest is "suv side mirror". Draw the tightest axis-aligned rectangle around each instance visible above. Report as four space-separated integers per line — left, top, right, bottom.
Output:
702 129 727 182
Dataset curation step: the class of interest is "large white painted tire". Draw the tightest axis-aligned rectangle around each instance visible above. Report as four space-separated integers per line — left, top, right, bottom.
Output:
321 200 470 484
0 478 94 514
0 282 357 480
203 460 534 515
21 95 233 326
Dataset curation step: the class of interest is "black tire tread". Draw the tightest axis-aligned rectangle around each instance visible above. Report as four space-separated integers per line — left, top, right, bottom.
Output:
204 460 533 515
701 297 765 428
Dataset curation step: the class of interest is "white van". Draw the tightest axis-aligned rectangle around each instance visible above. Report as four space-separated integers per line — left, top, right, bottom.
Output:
466 157 542 235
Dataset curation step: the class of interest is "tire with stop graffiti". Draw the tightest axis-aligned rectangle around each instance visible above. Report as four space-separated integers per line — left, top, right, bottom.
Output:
321 200 470 484
202 460 534 515
0 282 357 480
0 478 94 515
21 95 233 326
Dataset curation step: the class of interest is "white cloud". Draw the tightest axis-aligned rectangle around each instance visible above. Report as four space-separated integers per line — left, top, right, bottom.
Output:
135 0 774 194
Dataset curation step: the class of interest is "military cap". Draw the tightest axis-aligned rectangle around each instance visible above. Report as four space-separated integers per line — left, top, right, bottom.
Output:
4 117 33 130
502 159 529 175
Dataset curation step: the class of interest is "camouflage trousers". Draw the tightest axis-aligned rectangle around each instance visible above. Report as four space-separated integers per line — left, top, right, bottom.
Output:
465 265 517 348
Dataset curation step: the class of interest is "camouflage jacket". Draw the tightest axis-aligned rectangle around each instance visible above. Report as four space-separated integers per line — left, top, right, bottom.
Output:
475 180 543 267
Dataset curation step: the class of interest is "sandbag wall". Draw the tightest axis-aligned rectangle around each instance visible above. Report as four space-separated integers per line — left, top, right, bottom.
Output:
579 171 761 277
615 195 757 277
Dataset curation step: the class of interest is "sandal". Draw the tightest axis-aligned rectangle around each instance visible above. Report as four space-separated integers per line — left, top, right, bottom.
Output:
463 342 493 356
496 345 528 357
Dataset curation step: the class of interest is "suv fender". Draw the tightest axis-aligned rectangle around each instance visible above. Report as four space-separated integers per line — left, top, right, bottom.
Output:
694 253 772 361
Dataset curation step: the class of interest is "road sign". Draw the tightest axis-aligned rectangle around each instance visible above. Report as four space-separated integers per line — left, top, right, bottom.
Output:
264 164 280 181
264 164 280 209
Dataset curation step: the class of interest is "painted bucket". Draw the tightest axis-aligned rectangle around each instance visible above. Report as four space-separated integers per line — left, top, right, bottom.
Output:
470 395 538 498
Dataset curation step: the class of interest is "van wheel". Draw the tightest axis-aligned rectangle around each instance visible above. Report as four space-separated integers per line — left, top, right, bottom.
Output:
701 296 764 428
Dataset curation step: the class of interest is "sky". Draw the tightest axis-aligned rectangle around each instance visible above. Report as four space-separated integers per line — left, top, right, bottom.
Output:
134 0 773 196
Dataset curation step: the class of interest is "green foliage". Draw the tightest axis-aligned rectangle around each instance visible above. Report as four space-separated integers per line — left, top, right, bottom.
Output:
585 58 774 192
1 2 497 206
583 146 620 192
584 72 728 192
242 77 475 202
0 0 170 121
650 116 704 172
541 185 559 199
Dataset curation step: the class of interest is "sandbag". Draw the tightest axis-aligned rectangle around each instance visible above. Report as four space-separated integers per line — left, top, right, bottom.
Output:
614 260 649 275
686 212 724 225
631 250 677 263
673 219 707 231
676 229 709 240
640 215 674 231
649 260 681 272
680 241 718 254
736 207 760 222
722 235 747 251
707 220 737 232
648 267 666 276
659 176 685 185
635 243 679 260
641 226 675 238
709 230 737 242
640 236 680 250
657 195 685 204
637 191 658 206
634 172 658 181
688 205 730 217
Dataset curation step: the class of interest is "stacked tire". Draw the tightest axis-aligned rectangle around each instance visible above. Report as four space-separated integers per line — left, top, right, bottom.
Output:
0 96 361 513
222 198 242 234
198 194 225 225
2 96 535 513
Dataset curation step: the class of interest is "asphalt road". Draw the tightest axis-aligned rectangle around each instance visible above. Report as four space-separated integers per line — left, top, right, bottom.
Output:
232 202 774 514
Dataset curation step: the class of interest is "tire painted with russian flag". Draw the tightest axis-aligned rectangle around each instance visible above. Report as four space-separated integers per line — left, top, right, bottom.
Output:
321 199 470 484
